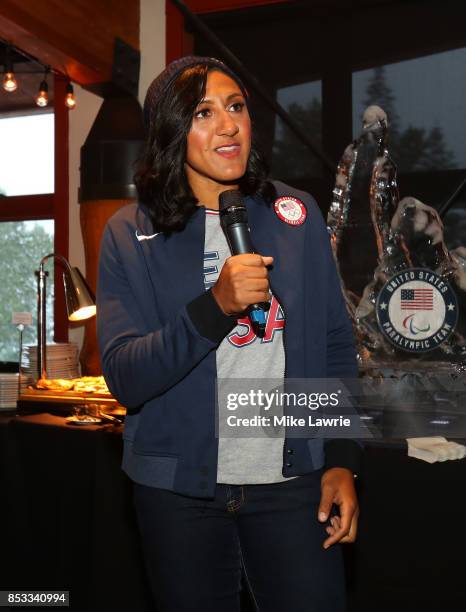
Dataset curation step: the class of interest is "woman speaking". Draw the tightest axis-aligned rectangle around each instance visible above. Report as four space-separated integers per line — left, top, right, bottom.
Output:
97 56 361 611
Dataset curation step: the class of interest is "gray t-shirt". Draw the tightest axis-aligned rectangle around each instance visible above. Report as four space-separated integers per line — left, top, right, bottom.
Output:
204 208 296 484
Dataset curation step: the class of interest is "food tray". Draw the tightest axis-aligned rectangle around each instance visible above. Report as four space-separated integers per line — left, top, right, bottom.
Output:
19 388 126 415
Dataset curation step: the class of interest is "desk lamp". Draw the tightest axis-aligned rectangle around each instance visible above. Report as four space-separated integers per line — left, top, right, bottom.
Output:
35 253 96 380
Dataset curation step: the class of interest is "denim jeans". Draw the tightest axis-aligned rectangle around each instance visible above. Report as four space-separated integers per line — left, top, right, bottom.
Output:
132 469 346 612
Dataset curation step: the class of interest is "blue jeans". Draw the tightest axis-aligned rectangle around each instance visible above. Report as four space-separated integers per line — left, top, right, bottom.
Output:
132 469 346 612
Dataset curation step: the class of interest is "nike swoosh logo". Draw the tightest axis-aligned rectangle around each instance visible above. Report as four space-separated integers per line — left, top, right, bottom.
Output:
135 229 161 241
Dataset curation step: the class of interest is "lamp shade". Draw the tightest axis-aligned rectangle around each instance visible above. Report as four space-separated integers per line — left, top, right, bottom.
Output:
63 267 96 321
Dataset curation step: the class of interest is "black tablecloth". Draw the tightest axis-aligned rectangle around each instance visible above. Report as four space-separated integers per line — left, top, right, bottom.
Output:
0 412 153 611
346 440 466 609
1 412 466 610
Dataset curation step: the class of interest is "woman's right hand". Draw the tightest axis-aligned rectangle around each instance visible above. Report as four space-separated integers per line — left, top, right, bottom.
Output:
211 254 273 316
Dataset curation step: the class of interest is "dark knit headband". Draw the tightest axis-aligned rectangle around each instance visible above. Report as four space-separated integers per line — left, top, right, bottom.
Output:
143 55 249 131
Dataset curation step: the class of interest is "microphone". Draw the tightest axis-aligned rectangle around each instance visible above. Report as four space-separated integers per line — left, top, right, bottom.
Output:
219 189 268 338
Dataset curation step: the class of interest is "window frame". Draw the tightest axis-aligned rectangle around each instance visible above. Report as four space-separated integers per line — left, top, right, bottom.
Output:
0 73 69 346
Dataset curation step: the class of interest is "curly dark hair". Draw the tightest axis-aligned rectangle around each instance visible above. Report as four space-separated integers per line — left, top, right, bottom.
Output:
134 64 275 234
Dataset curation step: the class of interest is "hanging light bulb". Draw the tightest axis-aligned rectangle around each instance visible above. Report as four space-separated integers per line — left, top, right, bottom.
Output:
35 77 48 107
2 71 17 92
2 45 17 92
65 81 76 109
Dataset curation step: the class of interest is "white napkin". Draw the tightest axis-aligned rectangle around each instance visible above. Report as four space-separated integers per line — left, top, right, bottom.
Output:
406 436 466 463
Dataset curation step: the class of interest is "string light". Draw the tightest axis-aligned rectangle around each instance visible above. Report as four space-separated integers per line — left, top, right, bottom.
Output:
65 81 76 109
1 42 78 108
2 71 17 93
2 45 17 92
35 70 49 107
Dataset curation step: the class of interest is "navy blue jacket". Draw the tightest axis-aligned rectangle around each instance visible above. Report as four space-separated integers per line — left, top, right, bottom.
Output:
96 181 361 498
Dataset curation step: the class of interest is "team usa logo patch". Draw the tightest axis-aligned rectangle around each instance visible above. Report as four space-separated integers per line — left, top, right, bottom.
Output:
376 268 458 353
274 197 307 226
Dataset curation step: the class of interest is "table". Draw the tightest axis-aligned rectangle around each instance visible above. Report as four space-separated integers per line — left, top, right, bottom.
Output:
1 411 466 610
345 440 466 609
0 412 153 611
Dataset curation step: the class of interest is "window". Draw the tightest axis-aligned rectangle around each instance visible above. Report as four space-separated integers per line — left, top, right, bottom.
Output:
0 220 54 362
0 112 55 365
0 86 67 365
0 113 54 196
272 80 322 179
352 47 466 261
353 48 466 173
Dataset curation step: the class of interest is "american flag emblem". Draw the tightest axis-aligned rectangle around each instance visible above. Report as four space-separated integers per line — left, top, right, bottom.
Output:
400 288 433 310
279 201 300 219
281 201 297 213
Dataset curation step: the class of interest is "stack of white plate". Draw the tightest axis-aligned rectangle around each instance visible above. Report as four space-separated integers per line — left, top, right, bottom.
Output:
21 342 80 384
0 373 19 410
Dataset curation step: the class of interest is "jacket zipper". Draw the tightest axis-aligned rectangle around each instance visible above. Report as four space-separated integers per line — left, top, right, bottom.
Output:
268 281 287 379
268 281 289 473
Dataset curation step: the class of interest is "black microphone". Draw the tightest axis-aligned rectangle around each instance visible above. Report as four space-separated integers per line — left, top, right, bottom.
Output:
219 189 268 338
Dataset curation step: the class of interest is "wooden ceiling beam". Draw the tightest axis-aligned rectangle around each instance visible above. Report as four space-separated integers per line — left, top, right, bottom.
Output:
0 0 139 85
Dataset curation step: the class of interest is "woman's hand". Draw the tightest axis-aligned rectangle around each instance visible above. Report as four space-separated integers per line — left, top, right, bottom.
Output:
211 253 273 316
318 467 359 549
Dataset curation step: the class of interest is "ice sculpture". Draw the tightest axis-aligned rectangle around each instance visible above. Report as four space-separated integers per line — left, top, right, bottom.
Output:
328 105 396 261
329 106 466 370
329 106 399 355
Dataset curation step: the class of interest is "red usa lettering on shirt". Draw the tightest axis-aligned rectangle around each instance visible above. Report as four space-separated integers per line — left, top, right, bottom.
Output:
227 296 285 347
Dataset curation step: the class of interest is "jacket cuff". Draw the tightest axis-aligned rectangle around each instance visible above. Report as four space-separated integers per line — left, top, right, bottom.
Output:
186 289 237 344
324 439 363 476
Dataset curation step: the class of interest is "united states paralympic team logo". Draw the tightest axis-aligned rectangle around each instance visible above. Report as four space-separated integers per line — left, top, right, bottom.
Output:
376 268 458 353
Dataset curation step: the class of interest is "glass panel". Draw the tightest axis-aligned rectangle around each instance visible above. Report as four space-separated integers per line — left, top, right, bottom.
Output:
444 195 466 252
353 48 466 172
0 220 54 363
0 113 54 196
272 81 322 179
